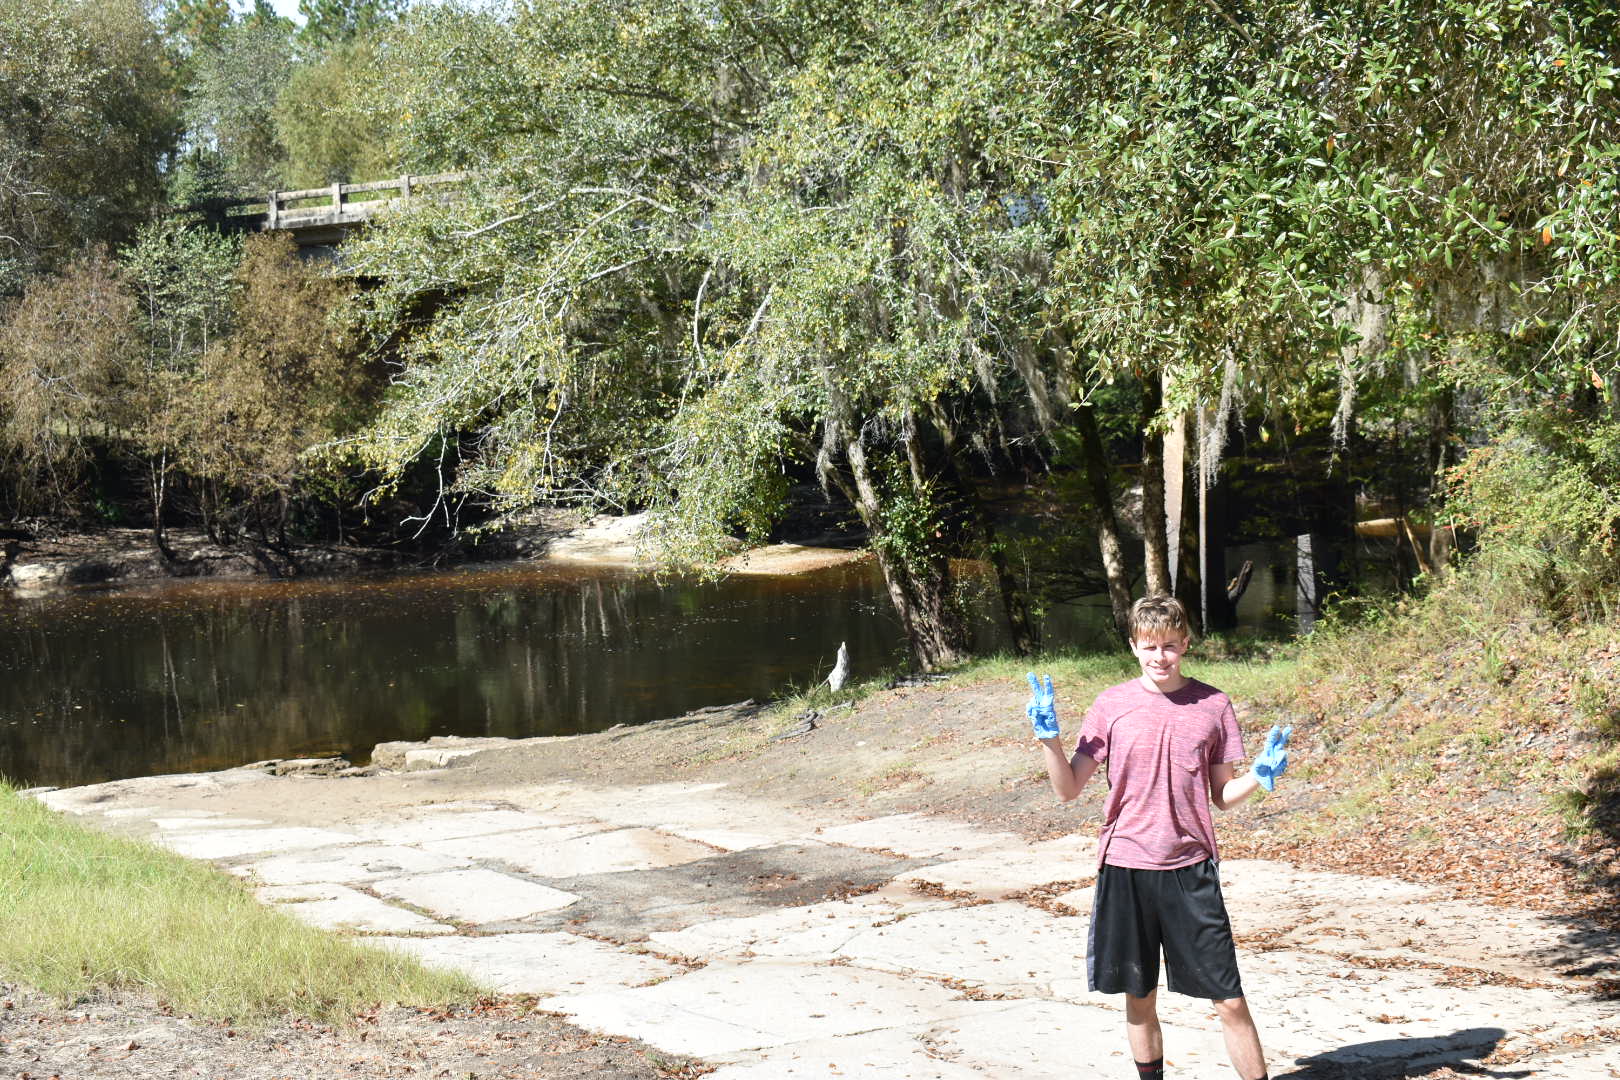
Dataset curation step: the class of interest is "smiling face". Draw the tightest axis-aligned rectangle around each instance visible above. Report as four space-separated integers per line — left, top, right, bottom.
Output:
1130 631 1190 694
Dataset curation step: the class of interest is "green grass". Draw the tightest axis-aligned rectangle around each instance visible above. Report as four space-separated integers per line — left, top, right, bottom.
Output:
948 643 1301 708
694 638 1301 769
0 783 483 1027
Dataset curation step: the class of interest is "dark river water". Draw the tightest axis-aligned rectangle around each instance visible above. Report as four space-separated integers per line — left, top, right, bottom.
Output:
1 559 1085 789
1 538 1324 790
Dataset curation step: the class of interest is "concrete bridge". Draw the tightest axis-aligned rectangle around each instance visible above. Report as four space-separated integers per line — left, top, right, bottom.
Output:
194 172 469 248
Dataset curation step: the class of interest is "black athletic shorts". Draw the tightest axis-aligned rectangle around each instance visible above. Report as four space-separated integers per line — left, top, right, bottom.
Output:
1087 858 1244 1000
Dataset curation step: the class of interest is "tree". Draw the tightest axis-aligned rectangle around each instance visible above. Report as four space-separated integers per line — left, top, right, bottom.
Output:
338 1 743 532
0 0 177 292
121 220 241 554
342 0 1620 663
298 0 402 53
184 16 295 195
0 248 141 509
182 232 370 545
275 34 397 187
158 0 232 87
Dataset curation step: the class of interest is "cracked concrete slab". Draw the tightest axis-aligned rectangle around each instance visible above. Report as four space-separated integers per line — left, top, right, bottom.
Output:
512 782 812 846
1143 948 1612 1066
831 902 1086 992
546 959 992 1057
811 813 1021 857
350 808 587 844
151 816 269 830
1493 1040 1620 1079
256 883 453 934
1221 860 1620 987
35 768 271 814
155 826 360 859
414 821 618 865
428 826 720 878
657 825 802 851
703 1029 989 1078
648 892 956 962
521 842 931 940
28 757 1620 1080
1052 884 1093 912
925 998 1232 1079
893 834 1097 899
234 844 471 886
372 868 581 924
370 932 683 996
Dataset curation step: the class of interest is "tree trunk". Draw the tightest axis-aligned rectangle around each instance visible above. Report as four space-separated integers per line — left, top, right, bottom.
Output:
1426 388 1455 577
1139 375 1171 597
1195 407 1237 632
1075 403 1133 641
149 452 175 564
844 434 969 671
928 402 1037 655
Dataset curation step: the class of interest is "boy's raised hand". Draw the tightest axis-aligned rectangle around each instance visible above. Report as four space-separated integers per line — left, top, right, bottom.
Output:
1026 672 1059 739
1250 724 1292 791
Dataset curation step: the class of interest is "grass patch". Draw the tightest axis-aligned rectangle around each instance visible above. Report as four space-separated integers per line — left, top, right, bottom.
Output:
0 783 482 1027
709 638 1300 767
946 644 1301 711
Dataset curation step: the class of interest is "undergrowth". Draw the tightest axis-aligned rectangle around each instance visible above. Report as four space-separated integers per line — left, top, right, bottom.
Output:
1274 561 1620 905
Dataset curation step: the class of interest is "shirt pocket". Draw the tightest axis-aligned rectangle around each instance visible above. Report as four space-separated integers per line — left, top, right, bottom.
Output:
1170 736 1207 775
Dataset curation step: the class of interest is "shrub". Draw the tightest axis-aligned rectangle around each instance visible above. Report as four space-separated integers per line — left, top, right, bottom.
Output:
1445 419 1620 619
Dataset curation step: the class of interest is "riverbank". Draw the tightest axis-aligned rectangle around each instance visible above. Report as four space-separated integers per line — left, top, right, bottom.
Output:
15 640 1620 1077
0 511 869 593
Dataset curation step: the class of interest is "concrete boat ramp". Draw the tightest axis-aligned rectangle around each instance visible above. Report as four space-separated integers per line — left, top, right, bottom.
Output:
33 751 1620 1079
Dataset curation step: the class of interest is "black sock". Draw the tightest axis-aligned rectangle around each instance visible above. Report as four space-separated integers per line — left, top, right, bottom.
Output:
1134 1058 1164 1080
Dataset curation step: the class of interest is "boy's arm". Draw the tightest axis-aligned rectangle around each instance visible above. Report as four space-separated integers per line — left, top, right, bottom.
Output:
1039 737 1100 802
1211 724 1294 810
1026 672 1101 802
1210 762 1260 810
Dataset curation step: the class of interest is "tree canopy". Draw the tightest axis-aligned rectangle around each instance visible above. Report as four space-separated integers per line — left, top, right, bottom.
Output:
4 0 1620 661
0 0 176 291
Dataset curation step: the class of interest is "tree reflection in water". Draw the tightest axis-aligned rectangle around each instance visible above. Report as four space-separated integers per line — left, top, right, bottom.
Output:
1 561 935 788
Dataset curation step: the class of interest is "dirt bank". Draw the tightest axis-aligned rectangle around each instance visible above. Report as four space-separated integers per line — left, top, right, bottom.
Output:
0 512 866 592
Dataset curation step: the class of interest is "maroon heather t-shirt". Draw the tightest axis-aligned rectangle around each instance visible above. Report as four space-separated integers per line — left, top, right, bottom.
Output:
1073 677 1244 870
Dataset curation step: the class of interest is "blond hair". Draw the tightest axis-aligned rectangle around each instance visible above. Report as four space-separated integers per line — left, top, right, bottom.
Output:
1129 594 1191 643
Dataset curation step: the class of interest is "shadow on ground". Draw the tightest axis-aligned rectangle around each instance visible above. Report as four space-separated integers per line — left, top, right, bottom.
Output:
1554 757 1620 975
1282 1027 1522 1079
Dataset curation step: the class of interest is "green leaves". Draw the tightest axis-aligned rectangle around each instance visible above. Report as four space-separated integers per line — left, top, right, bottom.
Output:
328 0 1620 615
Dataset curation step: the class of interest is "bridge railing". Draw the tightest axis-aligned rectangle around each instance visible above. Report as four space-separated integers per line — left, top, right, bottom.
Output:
191 172 472 233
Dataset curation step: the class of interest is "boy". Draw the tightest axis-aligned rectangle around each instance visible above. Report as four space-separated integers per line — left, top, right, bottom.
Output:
1027 594 1290 1080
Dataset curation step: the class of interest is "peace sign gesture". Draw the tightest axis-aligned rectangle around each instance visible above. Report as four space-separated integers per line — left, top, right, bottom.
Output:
1026 672 1059 739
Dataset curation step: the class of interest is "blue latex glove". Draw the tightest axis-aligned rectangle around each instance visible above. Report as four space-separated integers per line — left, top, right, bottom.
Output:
1251 724 1292 792
1026 672 1059 739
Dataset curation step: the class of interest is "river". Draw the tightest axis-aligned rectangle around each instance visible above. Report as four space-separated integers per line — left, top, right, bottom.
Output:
1 542 1321 790
2 559 1100 789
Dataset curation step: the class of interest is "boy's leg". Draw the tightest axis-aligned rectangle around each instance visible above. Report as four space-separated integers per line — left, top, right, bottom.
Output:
1125 990 1163 1077
1154 861 1266 1077
1090 865 1165 1077
1212 996 1266 1080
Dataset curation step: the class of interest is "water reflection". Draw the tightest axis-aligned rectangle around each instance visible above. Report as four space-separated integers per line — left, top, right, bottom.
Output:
0 542 1319 789
0 561 917 789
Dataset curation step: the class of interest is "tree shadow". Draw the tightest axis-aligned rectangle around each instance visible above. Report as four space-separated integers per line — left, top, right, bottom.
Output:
1280 1027 1525 1079
1549 757 1620 979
